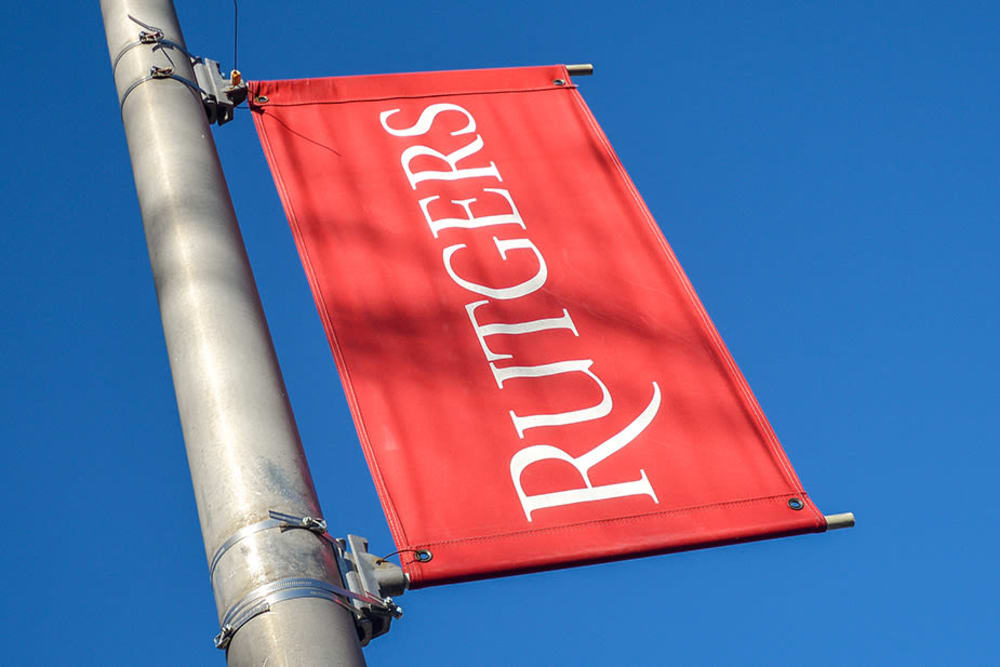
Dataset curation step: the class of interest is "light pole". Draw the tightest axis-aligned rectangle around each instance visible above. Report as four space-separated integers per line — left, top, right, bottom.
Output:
100 1 366 663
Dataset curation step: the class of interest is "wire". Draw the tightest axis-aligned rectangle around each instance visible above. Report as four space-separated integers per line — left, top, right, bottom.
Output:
232 0 239 72
375 548 432 564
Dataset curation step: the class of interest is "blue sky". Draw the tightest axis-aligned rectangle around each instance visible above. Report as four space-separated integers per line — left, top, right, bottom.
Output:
2 1 997 664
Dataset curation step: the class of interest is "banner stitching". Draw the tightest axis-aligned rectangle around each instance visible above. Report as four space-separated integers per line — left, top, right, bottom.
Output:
411 492 822 549
247 84 575 108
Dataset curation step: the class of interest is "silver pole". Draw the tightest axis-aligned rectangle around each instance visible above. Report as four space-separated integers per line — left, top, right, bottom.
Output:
100 1 366 664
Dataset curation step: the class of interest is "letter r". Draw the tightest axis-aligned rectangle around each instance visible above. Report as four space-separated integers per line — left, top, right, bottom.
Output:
510 382 662 521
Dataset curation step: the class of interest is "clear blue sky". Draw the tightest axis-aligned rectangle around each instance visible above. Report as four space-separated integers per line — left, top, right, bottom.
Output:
1 2 996 664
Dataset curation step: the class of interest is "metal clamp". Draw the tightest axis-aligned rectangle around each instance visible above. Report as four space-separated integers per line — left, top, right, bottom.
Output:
211 510 407 650
213 576 401 650
112 34 192 77
118 65 205 110
112 14 247 125
209 509 331 582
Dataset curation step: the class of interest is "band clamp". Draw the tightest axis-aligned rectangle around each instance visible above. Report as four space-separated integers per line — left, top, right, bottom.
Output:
111 33 193 77
118 65 205 109
209 510 330 583
213 576 400 650
113 14 246 125
211 510 406 650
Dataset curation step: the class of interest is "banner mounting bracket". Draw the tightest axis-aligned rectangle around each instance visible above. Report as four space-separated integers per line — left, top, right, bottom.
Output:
114 14 247 126
192 57 247 126
334 534 408 646
209 509 407 649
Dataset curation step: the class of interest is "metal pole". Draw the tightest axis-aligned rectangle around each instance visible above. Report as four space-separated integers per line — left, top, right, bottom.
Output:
100 1 366 664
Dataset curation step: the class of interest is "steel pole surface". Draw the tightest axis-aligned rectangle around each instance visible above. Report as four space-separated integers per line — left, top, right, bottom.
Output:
100 1 366 664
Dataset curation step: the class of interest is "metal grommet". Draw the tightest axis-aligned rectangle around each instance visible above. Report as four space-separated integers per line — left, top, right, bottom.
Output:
787 497 804 511
254 95 269 104
553 79 566 86
414 549 432 562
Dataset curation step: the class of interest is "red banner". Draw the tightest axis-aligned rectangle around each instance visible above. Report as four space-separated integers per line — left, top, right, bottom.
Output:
250 66 826 587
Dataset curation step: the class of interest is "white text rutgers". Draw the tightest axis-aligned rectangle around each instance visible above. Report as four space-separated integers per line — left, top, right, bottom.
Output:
379 102 661 521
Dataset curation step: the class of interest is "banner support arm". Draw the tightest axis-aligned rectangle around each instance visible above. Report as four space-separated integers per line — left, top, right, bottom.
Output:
824 512 856 530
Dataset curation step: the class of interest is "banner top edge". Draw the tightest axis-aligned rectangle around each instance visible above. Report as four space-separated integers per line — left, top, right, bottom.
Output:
249 64 573 107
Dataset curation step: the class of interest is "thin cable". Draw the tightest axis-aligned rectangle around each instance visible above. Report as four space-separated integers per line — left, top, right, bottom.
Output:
232 0 239 72
375 547 432 565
